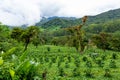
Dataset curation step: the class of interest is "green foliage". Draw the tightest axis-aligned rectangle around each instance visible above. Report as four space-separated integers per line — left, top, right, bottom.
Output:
11 27 24 42
19 51 29 61
0 45 120 79
32 35 44 47
0 57 3 65
96 58 104 67
73 67 80 77
47 47 51 52
82 56 88 62
9 69 15 80
92 32 111 51
104 69 112 77
0 25 10 41
36 17 80 29
65 62 69 68
1 47 17 59
1 8 120 79
109 60 116 68
35 9 120 31
84 69 94 78
86 60 92 68
108 32 120 51
104 20 120 33
92 31 120 52
15 59 37 80
11 26 41 51
85 23 103 34
58 68 65 77
85 19 120 34
112 53 117 59
0 47 40 80
65 16 88 53
51 36 68 46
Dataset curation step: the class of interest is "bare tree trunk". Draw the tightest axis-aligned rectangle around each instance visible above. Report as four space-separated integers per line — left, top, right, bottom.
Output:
23 38 30 52
24 43 29 52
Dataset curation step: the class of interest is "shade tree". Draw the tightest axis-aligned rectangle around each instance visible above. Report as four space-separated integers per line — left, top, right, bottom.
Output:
11 26 40 51
65 16 88 54
92 32 111 52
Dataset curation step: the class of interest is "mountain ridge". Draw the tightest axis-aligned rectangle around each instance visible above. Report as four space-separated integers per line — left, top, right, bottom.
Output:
35 8 120 29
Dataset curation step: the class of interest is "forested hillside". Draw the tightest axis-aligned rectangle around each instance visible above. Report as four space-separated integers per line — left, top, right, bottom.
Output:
35 8 120 30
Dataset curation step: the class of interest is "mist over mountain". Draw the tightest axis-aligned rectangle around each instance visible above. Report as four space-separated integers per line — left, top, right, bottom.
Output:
1 0 120 26
35 8 120 29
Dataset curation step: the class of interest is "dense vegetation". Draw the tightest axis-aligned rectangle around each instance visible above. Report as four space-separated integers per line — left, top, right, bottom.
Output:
35 8 120 29
0 8 120 80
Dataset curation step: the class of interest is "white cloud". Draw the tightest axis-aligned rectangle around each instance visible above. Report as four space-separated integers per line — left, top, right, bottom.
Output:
56 0 120 17
0 0 120 26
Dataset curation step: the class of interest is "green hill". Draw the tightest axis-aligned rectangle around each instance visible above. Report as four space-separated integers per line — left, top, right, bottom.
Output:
87 8 120 24
35 8 120 30
35 17 80 29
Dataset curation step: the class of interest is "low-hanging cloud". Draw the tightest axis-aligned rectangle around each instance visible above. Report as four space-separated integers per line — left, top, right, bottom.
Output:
0 0 120 26
0 0 61 26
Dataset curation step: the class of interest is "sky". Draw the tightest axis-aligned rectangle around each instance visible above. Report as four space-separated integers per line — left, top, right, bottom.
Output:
0 0 120 26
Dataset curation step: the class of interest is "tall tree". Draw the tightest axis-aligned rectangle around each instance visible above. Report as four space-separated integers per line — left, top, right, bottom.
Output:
11 26 40 51
66 16 88 54
21 26 40 51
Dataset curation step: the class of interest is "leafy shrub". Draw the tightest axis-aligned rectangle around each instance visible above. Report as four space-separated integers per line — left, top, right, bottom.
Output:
109 60 116 68
86 61 92 68
58 49 61 52
45 57 49 62
82 56 88 62
96 59 104 67
101 55 106 60
40 57 44 64
1 47 17 59
67 56 71 62
58 68 64 77
73 67 80 77
112 53 117 59
74 60 80 67
65 62 69 68
84 69 94 78
104 69 112 77
47 47 51 52
49 61 53 67
52 57 56 63
57 61 61 67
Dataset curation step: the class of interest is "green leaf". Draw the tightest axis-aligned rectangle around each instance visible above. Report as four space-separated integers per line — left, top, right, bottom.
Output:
20 51 29 61
0 59 3 65
2 47 17 59
9 69 15 80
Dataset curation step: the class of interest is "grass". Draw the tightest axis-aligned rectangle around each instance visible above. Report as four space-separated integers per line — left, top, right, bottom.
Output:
25 45 120 79
0 44 120 80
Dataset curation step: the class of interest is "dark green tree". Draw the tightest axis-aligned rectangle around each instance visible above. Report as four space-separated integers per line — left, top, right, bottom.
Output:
92 32 111 52
0 24 12 52
108 31 120 51
21 26 40 51
11 26 40 51
11 27 24 42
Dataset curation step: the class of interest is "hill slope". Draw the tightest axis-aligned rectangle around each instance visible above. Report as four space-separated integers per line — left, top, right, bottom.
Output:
35 8 120 29
87 8 120 24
